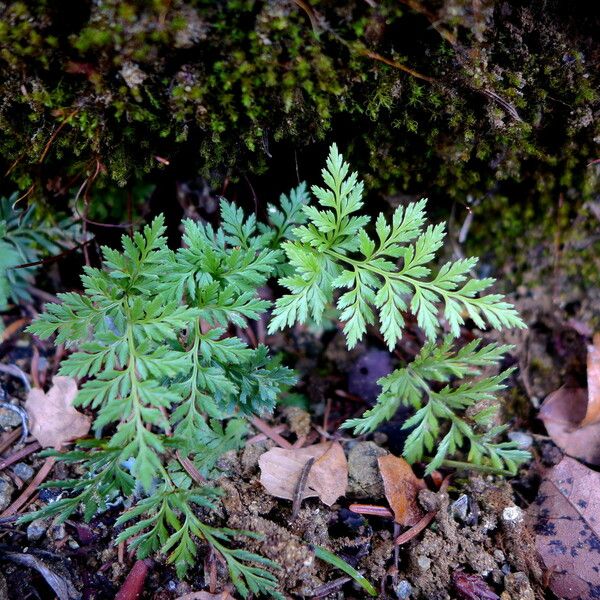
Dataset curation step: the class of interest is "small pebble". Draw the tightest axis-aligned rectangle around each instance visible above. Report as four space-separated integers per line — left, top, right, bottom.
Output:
0 477 14 512
0 407 21 429
502 505 524 525
416 556 431 571
395 579 413 599
450 494 470 522
418 489 440 512
490 568 504 584
27 518 49 541
503 571 535 600
508 431 533 450
38 488 62 503
49 523 67 541
12 462 34 481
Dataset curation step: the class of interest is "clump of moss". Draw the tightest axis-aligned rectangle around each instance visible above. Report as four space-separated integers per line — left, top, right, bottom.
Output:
0 0 597 259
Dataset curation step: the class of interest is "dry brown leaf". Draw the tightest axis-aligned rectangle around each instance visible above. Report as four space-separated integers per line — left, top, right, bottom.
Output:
25 376 91 449
540 334 600 463
581 332 600 426
259 442 347 506
378 455 425 526
528 456 600 599
539 387 600 465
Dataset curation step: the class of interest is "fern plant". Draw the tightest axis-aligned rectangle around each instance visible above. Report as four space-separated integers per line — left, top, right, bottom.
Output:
0 194 80 313
24 186 310 598
24 145 529 597
269 144 529 474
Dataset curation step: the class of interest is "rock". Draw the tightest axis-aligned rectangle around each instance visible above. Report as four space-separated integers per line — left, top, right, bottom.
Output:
450 494 470 522
508 431 533 450
27 518 49 541
502 572 535 600
49 522 66 541
12 462 34 481
120 62 147 88
284 406 311 437
418 488 442 512
0 477 14 512
395 579 413 599
416 556 431 571
347 441 388 498
0 407 21 429
501 505 524 525
241 440 272 476
38 488 62 503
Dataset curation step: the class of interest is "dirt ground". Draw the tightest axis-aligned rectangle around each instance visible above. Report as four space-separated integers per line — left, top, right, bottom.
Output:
0 231 599 600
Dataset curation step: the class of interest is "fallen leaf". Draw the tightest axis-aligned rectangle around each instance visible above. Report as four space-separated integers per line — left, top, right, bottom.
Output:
25 376 91 449
539 334 600 464
539 387 600 465
259 442 347 506
528 456 600 599
377 455 425 526
581 332 600 426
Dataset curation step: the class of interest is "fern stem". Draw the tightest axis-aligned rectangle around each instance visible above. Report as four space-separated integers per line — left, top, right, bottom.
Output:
437 459 514 476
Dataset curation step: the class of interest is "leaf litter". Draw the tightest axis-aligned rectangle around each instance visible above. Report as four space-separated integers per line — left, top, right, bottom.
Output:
24 376 91 449
540 333 600 465
377 454 425 526
259 441 347 506
528 456 600 599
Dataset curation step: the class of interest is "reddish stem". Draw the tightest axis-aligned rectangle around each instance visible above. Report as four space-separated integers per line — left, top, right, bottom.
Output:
115 559 153 600
349 504 394 518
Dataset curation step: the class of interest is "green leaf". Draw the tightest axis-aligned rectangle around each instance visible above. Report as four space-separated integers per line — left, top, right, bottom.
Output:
313 545 377 597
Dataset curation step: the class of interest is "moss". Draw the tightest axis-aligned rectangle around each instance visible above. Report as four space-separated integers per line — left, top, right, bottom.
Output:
0 0 597 269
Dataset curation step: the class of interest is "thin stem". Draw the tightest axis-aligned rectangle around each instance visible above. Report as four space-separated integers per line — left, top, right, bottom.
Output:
123 316 174 489
438 458 513 477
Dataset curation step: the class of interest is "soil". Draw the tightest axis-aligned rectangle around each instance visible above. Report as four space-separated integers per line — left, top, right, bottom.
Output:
0 217 598 600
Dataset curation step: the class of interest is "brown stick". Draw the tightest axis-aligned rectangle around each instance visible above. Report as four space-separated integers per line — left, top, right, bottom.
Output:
114 559 153 600
249 416 293 449
358 48 434 83
394 510 436 545
1 317 30 343
38 108 80 164
0 456 55 517
176 450 206 484
247 423 288 444
0 442 41 472
349 503 394 519
291 457 315 521
0 428 22 455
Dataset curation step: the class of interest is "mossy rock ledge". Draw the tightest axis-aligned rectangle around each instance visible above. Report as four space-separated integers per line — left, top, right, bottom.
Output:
0 0 597 269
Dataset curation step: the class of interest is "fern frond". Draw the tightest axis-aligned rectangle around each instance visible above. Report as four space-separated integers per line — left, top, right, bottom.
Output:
26 192 303 597
343 338 527 474
269 144 525 349
0 194 82 310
